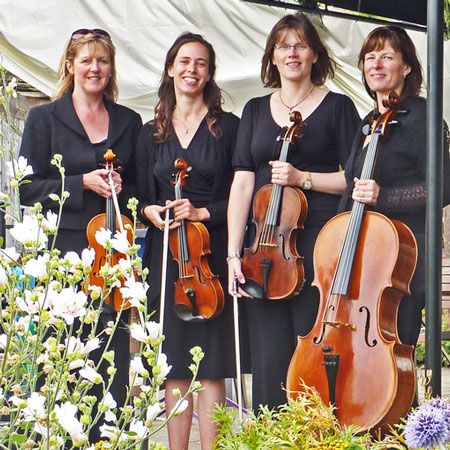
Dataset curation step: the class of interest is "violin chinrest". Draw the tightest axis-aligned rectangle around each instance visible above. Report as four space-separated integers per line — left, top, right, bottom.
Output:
241 278 265 299
173 303 206 323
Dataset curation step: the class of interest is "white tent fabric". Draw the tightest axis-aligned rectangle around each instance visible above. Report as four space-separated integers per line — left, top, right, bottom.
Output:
0 0 449 122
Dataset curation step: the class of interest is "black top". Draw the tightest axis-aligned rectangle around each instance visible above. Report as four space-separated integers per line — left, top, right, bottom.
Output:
339 96 450 234
233 92 361 227
19 92 142 230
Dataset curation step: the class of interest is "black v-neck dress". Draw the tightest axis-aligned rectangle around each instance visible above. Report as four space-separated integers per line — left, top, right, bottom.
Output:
136 113 241 379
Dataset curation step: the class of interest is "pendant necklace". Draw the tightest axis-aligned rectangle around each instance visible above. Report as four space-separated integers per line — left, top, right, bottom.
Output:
173 111 207 135
279 85 315 113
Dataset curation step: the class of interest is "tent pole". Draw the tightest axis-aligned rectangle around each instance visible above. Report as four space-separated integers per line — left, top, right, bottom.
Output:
425 0 443 397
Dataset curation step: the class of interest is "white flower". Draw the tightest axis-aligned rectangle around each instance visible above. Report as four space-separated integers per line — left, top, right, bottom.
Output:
130 355 147 377
81 247 95 268
79 366 102 384
171 399 189 416
0 265 8 288
120 278 148 307
14 315 33 336
0 246 20 263
12 392 47 422
65 336 100 356
6 155 33 180
68 359 85 371
54 402 86 442
156 352 172 383
0 334 8 349
146 403 162 422
130 321 160 344
17 289 48 314
23 254 49 280
100 423 118 439
129 419 147 440
111 230 130 254
117 257 132 272
51 287 87 324
42 211 58 233
6 77 18 98
95 227 112 248
64 251 81 267
101 392 117 410
10 215 48 251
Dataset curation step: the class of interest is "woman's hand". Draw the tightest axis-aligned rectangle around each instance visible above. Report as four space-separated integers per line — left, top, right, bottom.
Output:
142 204 175 231
352 177 379 206
227 257 252 298
165 198 210 223
82 169 122 198
269 161 301 187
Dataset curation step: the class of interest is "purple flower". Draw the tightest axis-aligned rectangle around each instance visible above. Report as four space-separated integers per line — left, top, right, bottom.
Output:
404 400 450 449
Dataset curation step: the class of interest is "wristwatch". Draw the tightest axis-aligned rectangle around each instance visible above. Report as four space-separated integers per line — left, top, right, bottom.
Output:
302 171 313 190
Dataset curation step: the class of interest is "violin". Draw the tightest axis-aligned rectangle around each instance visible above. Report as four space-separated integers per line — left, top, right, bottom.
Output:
86 148 133 311
286 92 417 431
168 158 225 322
241 111 308 299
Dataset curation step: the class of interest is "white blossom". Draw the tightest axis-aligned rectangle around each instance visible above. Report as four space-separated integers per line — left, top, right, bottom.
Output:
129 419 147 440
54 402 86 442
17 289 48 314
65 336 100 356
51 287 87 324
120 277 148 307
23 254 49 280
81 247 95 268
0 334 8 349
100 423 118 440
146 403 162 422
95 227 112 248
0 246 20 263
111 229 130 254
10 215 48 251
171 398 189 416
63 251 81 267
130 355 147 377
0 265 8 288
79 366 102 384
42 210 58 233
156 352 172 383
6 155 33 180
130 321 160 344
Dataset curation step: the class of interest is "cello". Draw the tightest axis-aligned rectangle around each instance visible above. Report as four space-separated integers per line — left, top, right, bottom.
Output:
286 92 417 431
241 111 308 299
168 158 224 322
86 148 134 311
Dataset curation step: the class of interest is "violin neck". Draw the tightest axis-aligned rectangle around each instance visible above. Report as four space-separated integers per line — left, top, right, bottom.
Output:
331 132 381 295
265 139 290 226
106 198 115 234
174 184 189 262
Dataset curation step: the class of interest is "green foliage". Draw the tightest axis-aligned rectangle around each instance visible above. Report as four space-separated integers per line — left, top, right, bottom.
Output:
415 341 450 367
213 385 405 449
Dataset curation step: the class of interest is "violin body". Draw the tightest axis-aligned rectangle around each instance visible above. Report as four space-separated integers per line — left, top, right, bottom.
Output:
86 213 134 311
242 185 307 299
286 210 417 431
241 110 308 300
169 220 224 321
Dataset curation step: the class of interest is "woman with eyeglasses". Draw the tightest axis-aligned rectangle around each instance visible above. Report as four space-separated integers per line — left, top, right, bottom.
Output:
339 26 450 349
19 28 142 439
136 32 240 449
227 13 360 411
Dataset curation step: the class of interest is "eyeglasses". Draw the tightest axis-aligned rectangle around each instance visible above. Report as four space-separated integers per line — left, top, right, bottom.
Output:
70 28 111 41
274 43 309 52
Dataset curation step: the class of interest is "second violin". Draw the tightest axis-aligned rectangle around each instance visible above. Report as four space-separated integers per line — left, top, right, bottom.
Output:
168 158 224 322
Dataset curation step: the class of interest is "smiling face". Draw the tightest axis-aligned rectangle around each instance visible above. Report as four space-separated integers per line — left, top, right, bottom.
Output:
168 41 211 98
272 29 317 85
363 40 411 101
66 42 112 97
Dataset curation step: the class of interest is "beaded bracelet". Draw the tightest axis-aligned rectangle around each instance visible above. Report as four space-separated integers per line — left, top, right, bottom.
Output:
226 254 242 263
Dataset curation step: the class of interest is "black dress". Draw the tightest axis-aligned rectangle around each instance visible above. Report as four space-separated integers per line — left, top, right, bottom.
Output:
233 92 360 409
339 96 450 346
136 112 240 379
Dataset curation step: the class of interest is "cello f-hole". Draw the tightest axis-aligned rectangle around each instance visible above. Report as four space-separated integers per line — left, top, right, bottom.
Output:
359 306 377 348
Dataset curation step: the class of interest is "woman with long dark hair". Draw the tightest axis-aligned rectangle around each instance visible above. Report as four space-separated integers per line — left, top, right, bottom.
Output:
136 32 239 448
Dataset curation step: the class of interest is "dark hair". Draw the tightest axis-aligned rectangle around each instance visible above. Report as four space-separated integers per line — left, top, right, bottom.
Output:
261 13 335 88
153 32 223 143
358 25 423 100
54 31 118 102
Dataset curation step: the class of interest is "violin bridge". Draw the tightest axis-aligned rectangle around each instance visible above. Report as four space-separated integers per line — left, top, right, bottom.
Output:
322 321 356 330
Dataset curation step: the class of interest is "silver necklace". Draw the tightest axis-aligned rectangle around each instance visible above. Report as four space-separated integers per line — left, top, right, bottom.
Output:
279 86 315 113
173 111 207 135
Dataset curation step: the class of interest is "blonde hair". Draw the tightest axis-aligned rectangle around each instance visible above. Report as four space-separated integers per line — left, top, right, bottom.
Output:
54 33 118 102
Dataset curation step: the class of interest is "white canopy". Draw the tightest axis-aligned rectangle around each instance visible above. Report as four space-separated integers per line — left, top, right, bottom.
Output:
0 0 449 121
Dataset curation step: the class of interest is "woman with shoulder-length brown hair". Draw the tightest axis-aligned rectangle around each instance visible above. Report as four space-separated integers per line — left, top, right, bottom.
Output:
227 13 360 411
136 32 240 449
339 25 450 348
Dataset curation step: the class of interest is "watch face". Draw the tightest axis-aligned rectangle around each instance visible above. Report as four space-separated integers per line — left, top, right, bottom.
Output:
303 179 312 190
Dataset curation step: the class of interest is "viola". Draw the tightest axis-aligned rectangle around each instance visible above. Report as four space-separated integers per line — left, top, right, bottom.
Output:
286 92 417 431
241 111 308 299
86 148 133 311
168 158 224 322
